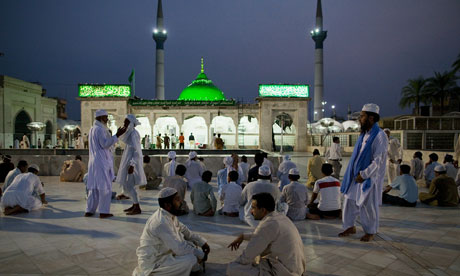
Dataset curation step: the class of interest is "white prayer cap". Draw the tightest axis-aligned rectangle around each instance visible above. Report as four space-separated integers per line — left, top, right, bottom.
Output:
289 168 300 176
158 187 177 199
126 114 140 126
95 109 108 117
383 128 390 133
258 165 271 176
168 151 176 159
434 164 447 172
362 103 380 114
283 155 291 161
223 156 233 166
29 164 40 172
189 151 197 159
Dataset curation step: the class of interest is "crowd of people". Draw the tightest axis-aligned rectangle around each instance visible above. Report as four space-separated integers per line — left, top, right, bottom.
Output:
1 104 459 275
140 132 226 150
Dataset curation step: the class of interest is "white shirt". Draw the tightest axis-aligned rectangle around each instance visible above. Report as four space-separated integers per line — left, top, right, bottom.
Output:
185 160 204 187
163 160 178 177
445 162 458 180
313 176 341 211
116 128 146 187
410 158 424 180
263 158 275 176
387 136 402 162
221 181 242 213
1 173 44 211
135 208 206 276
325 142 342 160
3 168 22 191
239 162 250 183
280 181 308 220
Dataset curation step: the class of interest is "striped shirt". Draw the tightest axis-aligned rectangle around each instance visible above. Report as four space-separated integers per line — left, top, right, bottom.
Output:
313 176 341 211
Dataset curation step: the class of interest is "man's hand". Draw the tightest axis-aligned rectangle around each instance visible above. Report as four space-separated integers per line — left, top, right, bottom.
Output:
128 166 134 174
355 174 365 183
389 159 395 164
397 159 402 164
202 243 210 256
115 126 127 137
383 185 392 194
227 234 244 251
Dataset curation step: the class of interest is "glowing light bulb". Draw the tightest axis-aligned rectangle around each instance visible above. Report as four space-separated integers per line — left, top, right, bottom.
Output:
154 28 158 34
163 30 167 34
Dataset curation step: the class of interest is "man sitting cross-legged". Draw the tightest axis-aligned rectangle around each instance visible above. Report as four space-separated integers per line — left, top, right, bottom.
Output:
382 164 418 207
191 170 217 216
307 163 342 220
162 164 189 215
1 164 47 215
280 168 309 221
226 193 306 276
133 187 210 276
220 170 243 217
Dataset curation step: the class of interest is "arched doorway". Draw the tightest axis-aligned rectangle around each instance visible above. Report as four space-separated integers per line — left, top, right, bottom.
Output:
182 116 207 149
272 113 296 152
136 117 152 148
14 110 32 142
45 121 53 148
210 116 236 147
238 115 259 148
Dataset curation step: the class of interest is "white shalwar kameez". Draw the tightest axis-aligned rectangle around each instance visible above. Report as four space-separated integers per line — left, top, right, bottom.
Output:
276 157 297 191
86 120 119 214
3 168 22 191
387 136 402 184
133 208 206 276
185 160 203 189
116 118 146 205
343 129 388 235
163 160 178 177
1 173 44 211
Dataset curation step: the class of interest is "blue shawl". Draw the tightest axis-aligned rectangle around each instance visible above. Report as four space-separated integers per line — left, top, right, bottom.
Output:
341 123 381 194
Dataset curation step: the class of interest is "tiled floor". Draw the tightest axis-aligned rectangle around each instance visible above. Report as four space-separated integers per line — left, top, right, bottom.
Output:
1 159 459 275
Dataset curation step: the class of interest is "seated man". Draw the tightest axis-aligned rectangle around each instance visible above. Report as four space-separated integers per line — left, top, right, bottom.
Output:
140 155 161 190
1 164 47 215
424 153 440 188
0 154 15 183
419 164 459 206
280 168 308 221
382 164 418 207
220 171 243 217
307 163 341 220
133 187 210 276
307 149 324 188
191 171 217 216
162 164 189 215
239 166 280 228
60 155 86 182
3 160 28 191
227 193 306 276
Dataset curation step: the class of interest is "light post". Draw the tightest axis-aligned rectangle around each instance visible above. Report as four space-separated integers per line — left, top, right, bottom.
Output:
27 122 46 149
63 125 78 149
331 105 336 119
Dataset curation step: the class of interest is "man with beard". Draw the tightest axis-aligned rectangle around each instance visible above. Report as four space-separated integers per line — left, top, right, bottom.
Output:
133 187 210 276
85 109 126 218
339 103 388 242
116 115 147 215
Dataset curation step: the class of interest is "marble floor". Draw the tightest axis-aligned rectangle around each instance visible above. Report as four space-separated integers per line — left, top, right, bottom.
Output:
1 172 459 275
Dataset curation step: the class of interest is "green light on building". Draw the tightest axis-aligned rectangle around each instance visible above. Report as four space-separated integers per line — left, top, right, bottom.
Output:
258 84 309 98
79 84 131 97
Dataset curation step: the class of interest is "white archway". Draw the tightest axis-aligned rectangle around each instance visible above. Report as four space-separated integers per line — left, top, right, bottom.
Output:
211 116 236 146
273 122 296 151
182 116 207 149
238 115 259 148
153 116 179 137
136 117 152 144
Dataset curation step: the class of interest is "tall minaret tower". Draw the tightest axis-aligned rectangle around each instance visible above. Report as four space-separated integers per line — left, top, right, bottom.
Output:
310 0 327 121
153 0 167 100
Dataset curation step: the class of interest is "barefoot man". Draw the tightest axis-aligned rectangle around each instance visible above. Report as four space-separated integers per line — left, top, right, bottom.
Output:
339 103 388 242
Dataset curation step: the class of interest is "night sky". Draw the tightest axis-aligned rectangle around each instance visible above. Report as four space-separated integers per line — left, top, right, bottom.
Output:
1 0 459 121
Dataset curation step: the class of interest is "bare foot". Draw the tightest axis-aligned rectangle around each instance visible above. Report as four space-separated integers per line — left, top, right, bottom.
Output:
338 226 356 237
360 234 374 242
4 205 28 216
306 213 321 220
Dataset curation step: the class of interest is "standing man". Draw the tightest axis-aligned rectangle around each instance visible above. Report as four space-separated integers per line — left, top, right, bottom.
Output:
85 109 126 219
171 134 176 149
211 133 216 149
116 115 146 215
156 134 163 149
83 133 89 149
339 103 388 242
189 133 195 149
163 133 170 149
215 134 224 150
185 151 203 189
325 136 343 179
179 132 185 149
384 128 402 184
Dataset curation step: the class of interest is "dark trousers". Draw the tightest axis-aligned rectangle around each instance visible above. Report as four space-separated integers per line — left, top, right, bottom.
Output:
179 143 185 149
382 193 417 207
309 203 341 218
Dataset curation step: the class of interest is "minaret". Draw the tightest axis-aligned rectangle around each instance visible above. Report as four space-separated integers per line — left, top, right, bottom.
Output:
310 0 327 121
153 0 167 100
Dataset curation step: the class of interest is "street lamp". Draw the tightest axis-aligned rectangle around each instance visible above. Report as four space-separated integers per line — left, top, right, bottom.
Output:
27 122 46 149
63 125 78 149
331 105 336 119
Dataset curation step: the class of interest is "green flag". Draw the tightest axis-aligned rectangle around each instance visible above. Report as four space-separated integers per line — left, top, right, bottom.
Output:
128 69 135 83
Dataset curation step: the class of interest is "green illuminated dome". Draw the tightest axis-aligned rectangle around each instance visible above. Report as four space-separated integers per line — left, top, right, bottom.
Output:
178 58 226 101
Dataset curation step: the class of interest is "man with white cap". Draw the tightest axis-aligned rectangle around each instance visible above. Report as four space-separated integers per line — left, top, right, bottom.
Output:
384 128 402 184
276 155 297 191
115 115 146 215
280 168 308 221
85 109 126 219
162 164 189 215
339 103 388 242
217 156 243 199
1 164 47 215
163 151 178 177
184 151 203 189
133 187 210 276
419 164 459 206
325 136 343 179
239 165 280 228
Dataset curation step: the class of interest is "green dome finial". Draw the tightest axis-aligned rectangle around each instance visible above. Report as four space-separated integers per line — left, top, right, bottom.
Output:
201 57 204 73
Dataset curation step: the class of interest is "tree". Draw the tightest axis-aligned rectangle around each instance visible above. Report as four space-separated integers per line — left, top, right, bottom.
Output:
452 52 460 74
399 76 429 116
426 71 459 114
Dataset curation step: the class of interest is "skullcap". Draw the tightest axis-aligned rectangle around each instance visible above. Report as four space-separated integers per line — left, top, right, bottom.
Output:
168 151 176 159
189 151 197 159
126 114 140 126
95 109 108 117
289 168 300 176
258 165 271 176
434 164 446 172
361 103 380 114
223 156 233 166
29 164 40 172
158 187 177 199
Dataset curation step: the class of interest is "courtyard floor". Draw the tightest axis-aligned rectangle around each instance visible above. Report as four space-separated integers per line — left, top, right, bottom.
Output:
1 171 459 275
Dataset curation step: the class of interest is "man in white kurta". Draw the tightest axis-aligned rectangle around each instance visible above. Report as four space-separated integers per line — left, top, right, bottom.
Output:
2 164 47 215
3 160 28 191
162 164 189 215
184 151 203 189
116 115 147 215
133 187 210 276
325 136 343 179
239 166 280 228
227 193 306 276
384 129 402 184
339 104 388 242
85 109 126 218
280 168 308 221
163 151 178 177
276 155 297 191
